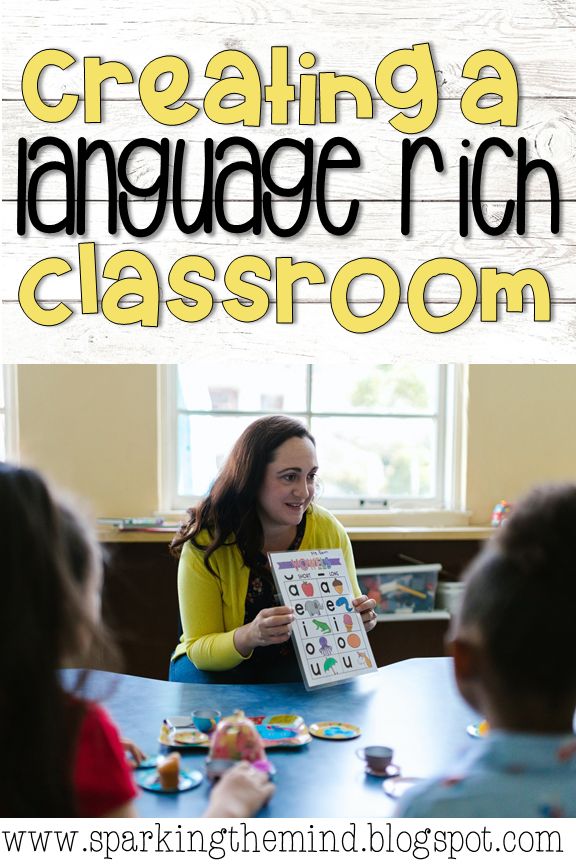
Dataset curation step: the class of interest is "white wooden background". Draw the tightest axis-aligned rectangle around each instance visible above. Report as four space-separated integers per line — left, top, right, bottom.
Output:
2 0 575 361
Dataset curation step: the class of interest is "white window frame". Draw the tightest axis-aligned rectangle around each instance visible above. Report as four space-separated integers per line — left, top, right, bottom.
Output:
157 364 178 516
158 364 467 519
1 365 19 462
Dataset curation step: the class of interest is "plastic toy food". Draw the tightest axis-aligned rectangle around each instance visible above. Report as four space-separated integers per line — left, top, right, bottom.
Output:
207 710 273 779
157 752 181 790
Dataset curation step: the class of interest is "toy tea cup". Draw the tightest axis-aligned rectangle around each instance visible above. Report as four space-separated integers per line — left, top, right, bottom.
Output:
192 708 222 734
356 745 400 777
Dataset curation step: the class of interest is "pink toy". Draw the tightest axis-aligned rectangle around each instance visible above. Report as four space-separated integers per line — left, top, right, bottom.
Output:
206 710 274 779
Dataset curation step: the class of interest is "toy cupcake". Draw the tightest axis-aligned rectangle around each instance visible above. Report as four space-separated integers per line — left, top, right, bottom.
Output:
157 752 181 791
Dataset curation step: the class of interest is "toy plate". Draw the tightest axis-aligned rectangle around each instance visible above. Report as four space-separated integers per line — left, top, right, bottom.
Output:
166 716 193 728
160 715 310 748
382 776 423 799
251 715 311 748
137 769 203 794
309 722 361 740
364 764 401 778
261 714 304 728
159 728 210 748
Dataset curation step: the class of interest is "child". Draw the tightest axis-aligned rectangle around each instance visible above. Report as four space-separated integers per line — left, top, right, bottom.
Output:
397 484 576 817
0 463 273 817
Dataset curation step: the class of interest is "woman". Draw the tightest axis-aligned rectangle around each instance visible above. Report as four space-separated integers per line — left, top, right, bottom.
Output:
0 463 273 817
170 415 377 683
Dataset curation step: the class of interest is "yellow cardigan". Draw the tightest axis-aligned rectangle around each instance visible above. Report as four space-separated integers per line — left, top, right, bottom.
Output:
172 504 359 671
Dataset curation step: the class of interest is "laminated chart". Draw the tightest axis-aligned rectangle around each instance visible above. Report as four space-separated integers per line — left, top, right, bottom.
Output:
269 548 376 690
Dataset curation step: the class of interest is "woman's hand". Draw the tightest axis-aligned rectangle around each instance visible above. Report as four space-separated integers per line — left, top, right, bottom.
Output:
352 594 378 633
234 606 295 656
204 761 275 818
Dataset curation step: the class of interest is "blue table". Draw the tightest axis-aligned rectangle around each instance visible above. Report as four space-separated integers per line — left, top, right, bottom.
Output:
73 658 480 817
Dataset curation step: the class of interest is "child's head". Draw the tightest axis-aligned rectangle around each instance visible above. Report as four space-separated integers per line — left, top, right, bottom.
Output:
450 484 576 732
0 463 102 667
0 463 105 814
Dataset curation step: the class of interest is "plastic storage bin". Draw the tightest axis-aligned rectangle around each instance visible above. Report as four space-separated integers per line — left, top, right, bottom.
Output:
435 581 465 616
357 564 441 615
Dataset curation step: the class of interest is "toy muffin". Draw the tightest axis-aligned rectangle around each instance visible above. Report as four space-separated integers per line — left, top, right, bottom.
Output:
157 752 181 790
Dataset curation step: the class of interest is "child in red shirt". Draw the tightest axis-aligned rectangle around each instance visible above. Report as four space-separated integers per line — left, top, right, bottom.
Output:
0 463 273 817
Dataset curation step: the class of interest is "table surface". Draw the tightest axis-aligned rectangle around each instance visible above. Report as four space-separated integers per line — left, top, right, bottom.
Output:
70 658 481 817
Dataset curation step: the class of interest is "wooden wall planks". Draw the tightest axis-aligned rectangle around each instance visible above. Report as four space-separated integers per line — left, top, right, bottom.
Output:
3 300 574 363
3 202 571 301
2 0 574 361
6 100 575 201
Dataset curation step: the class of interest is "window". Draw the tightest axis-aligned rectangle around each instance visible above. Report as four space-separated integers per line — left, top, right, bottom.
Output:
0 366 18 462
160 364 465 513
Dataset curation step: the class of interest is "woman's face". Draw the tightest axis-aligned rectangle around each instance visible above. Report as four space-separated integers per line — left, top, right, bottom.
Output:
257 435 318 531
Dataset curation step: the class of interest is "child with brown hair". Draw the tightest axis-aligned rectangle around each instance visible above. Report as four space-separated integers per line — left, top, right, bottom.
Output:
397 484 576 817
0 463 273 817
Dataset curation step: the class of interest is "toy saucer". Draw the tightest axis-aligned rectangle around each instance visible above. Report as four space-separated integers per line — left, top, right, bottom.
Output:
132 755 161 771
261 714 304 729
137 769 203 794
251 715 311 747
309 721 361 740
466 720 490 739
166 715 194 728
158 728 210 748
364 764 401 778
382 776 423 799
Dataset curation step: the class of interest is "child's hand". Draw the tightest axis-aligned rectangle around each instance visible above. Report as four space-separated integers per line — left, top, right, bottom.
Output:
353 594 378 632
122 737 147 766
204 762 275 818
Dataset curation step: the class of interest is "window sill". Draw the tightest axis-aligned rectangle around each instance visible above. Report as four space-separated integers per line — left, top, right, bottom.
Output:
156 506 474 529
375 610 451 622
332 508 472 528
346 525 492 541
333 508 493 539
97 522 493 544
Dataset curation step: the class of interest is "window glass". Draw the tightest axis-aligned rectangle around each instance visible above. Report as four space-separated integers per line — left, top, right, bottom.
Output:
173 364 453 507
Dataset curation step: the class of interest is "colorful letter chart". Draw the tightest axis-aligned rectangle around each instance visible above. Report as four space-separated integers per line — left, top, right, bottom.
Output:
269 548 377 690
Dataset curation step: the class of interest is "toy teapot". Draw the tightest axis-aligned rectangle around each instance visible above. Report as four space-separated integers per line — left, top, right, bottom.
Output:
206 710 273 779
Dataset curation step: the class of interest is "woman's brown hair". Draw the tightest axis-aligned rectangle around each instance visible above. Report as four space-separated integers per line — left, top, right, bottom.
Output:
171 415 315 574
